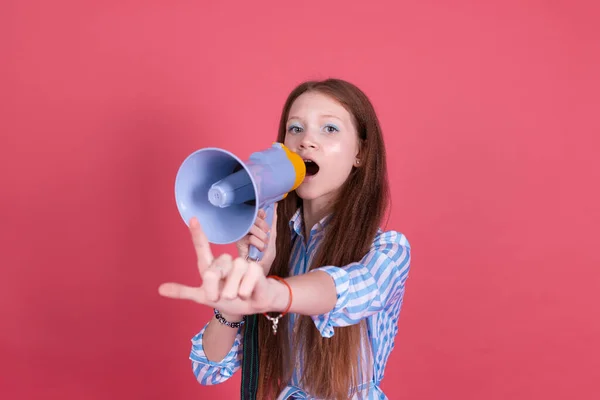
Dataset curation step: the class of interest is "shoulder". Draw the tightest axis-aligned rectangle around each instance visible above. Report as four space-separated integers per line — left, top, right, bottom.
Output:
358 228 411 271
372 228 411 251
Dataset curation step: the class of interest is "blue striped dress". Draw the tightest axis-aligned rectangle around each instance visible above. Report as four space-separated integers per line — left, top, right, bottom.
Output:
189 208 412 399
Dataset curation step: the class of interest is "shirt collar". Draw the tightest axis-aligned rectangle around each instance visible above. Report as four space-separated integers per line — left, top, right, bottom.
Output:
289 207 333 238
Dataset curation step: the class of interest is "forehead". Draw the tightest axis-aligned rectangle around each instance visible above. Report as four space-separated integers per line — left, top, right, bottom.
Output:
288 91 351 121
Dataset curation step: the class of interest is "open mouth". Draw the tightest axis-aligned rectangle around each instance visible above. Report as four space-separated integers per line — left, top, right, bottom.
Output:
303 159 320 176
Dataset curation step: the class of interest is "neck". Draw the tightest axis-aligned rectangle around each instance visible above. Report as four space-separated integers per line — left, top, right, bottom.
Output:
301 197 334 239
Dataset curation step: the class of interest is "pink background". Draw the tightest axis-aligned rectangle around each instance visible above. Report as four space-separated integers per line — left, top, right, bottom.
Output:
2 1 599 399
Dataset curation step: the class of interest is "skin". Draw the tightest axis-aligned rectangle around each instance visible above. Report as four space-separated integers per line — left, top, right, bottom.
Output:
284 91 362 236
158 91 362 362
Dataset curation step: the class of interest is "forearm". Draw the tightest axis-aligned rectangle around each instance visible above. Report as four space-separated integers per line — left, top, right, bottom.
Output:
202 312 244 362
268 271 337 315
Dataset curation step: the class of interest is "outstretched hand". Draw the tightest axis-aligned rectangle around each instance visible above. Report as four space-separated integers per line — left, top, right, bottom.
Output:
158 217 278 316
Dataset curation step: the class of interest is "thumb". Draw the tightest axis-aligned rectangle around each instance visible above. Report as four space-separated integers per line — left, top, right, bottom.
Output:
158 282 208 305
271 203 278 231
267 203 278 250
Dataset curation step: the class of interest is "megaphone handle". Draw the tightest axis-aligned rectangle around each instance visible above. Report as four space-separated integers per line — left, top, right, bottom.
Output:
247 202 275 261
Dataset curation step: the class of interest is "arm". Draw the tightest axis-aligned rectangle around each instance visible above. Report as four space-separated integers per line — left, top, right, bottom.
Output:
269 270 338 315
269 230 411 337
161 218 409 370
202 311 244 362
189 313 244 385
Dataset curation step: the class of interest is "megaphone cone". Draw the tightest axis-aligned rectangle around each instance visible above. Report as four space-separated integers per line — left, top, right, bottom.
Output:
174 143 305 261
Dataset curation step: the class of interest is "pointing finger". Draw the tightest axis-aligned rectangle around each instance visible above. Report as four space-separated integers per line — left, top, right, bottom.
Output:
189 217 214 274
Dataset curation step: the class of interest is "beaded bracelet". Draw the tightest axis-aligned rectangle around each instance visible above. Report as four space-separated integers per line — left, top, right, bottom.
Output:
263 276 293 335
214 309 245 329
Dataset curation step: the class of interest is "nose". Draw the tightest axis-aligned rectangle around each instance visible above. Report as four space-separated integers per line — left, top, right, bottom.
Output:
299 131 318 151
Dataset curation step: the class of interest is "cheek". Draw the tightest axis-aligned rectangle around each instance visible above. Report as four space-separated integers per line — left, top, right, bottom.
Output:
323 139 356 164
283 134 297 148
325 141 342 155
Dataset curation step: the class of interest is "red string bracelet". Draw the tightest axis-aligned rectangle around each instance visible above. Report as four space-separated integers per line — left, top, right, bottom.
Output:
263 275 292 335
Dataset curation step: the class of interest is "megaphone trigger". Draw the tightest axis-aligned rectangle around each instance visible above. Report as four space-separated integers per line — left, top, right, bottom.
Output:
174 143 306 262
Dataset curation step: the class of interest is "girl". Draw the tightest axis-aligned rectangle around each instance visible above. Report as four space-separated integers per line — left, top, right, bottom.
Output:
159 78 411 399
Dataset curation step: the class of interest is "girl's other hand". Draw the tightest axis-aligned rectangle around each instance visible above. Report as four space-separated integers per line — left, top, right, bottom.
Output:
235 204 278 274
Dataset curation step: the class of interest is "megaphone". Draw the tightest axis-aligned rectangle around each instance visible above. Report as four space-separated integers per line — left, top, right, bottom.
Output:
174 142 306 261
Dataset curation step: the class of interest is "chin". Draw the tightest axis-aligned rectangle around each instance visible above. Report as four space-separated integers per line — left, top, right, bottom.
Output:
295 186 321 200
295 178 341 204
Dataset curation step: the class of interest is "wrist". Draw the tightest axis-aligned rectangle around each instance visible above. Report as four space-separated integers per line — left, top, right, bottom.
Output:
267 277 291 313
258 260 269 271
215 309 244 323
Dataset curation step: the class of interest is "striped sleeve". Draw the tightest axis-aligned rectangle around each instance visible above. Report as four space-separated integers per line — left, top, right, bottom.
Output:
309 230 411 338
189 322 244 385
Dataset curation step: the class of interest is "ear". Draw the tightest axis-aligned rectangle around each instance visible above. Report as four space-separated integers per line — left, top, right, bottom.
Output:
354 139 365 167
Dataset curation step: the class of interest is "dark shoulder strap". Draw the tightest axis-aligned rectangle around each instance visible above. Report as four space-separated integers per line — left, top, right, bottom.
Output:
240 313 260 400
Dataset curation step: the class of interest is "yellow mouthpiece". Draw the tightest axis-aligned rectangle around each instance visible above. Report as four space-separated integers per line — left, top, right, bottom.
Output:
277 142 306 191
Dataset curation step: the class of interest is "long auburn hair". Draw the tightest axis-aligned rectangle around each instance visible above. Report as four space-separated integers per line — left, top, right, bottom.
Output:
256 78 390 399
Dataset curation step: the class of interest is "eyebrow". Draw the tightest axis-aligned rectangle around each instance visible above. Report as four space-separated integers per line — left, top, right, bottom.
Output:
287 114 344 122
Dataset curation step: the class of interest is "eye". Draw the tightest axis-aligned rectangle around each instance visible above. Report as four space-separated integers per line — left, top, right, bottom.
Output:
287 123 303 134
323 124 339 133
